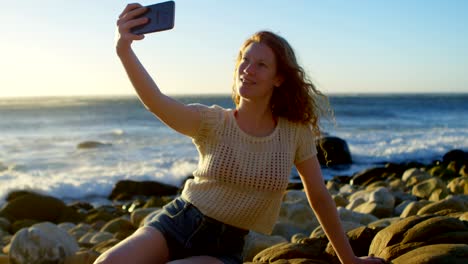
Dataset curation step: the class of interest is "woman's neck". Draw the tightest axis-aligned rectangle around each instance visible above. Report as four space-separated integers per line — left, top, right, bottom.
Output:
235 99 277 136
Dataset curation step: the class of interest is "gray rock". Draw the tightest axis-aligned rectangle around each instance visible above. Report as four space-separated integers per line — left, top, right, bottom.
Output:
242 231 287 262
9 222 79 264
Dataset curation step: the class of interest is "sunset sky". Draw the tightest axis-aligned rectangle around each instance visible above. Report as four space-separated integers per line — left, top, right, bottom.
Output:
1 0 467 98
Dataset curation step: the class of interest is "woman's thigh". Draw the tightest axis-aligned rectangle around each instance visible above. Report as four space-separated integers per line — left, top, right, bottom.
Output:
93 226 169 264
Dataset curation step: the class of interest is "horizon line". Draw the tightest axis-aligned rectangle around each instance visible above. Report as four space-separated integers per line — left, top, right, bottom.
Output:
0 91 467 100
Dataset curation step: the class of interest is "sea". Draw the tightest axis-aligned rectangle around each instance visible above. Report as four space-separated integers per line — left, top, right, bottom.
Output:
0 94 467 205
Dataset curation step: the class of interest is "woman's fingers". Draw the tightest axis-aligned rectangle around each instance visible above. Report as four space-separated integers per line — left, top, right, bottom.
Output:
117 6 147 26
118 3 142 19
119 17 148 31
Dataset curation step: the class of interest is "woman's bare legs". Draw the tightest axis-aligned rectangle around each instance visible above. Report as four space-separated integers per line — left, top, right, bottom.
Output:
93 226 170 264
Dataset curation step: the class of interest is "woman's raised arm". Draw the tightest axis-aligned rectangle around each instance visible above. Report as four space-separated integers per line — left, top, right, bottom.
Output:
115 3 201 137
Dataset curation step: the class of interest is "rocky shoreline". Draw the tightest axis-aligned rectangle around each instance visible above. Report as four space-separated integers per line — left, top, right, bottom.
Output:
0 149 467 263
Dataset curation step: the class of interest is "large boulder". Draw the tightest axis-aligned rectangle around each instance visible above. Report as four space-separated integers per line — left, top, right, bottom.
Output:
443 149 468 163
9 222 79 264
316 136 352 166
368 215 434 258
369 215 468 261
108 180 179 201
252 237 329 263
0 191 77 224
392 244 468 264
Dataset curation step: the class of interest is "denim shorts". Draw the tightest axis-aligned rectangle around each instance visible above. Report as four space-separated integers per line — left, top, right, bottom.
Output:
146 197 249 264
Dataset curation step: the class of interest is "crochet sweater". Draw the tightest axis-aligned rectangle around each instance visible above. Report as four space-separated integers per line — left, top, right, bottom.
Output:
181 104 317 234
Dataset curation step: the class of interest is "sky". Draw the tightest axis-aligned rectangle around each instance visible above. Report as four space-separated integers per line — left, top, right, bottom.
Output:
0 0 467 98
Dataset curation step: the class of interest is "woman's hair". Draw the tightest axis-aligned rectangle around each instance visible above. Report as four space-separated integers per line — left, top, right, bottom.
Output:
231 30 331 138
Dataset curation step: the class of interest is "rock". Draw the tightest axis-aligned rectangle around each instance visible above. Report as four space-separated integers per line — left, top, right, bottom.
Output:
367 217 401 229
392 244 468 264
428 165 458 181
352 187 395 218
58 222 76 233
273 198 320 240
100 217 135 234
447 176 468 195
411 177 448 201
64 250 99 264
400 216 468 244
399 200 431 218
338 184 360 197
402 168 424 182
85 206 123 224
369 214 468 261
316 136 352 166
78 232 98 247
332 194 348 207
325 226 383 263
368 215 434 257
90 232 114 245
91 238 121 254
326 181 341 195
131 207 160 228
311 221 362 238
77 141 111 149
143 196 173 208
252 237 328 263
9 222 79 264
369 187 395 211
394 200 412 216
0 218 10 233
68 223 94 241
242 231 287 262
461 165 468 177
0 192 68 223
417 196 467 215
10 219 39 234
283 190 308 203
337 207 378 225
350 167 389 187
443 149 468 163
108 180 179 201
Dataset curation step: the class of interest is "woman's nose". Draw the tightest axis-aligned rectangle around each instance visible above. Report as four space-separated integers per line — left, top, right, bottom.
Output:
243 63 255 74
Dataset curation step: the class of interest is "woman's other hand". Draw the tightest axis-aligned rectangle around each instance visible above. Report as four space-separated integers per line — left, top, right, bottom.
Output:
115 3 148 53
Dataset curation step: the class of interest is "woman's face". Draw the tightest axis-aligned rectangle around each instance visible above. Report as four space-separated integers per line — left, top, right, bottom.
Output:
235 42 283 102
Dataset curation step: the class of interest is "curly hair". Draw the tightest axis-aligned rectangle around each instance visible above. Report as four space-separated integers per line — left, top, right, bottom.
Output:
232 31 331 138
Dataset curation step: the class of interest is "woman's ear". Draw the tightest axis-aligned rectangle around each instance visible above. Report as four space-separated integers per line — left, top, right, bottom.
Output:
274 75 284 87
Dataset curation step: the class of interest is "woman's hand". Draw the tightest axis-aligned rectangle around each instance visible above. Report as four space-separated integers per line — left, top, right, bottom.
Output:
115 3 149 53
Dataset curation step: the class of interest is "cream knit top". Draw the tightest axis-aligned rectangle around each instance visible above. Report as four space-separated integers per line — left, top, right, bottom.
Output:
180 104 317 234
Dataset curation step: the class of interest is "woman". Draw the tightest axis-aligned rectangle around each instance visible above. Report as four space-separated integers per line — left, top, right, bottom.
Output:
94 3 387 264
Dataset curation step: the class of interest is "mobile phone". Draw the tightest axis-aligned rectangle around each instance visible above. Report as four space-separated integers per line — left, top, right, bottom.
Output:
131 1 175 35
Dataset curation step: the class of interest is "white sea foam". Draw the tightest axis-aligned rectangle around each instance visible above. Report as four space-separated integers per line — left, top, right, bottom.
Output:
1 95 467 204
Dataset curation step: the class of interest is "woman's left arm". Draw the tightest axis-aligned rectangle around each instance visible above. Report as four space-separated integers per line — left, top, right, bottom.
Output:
295 156 386 264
